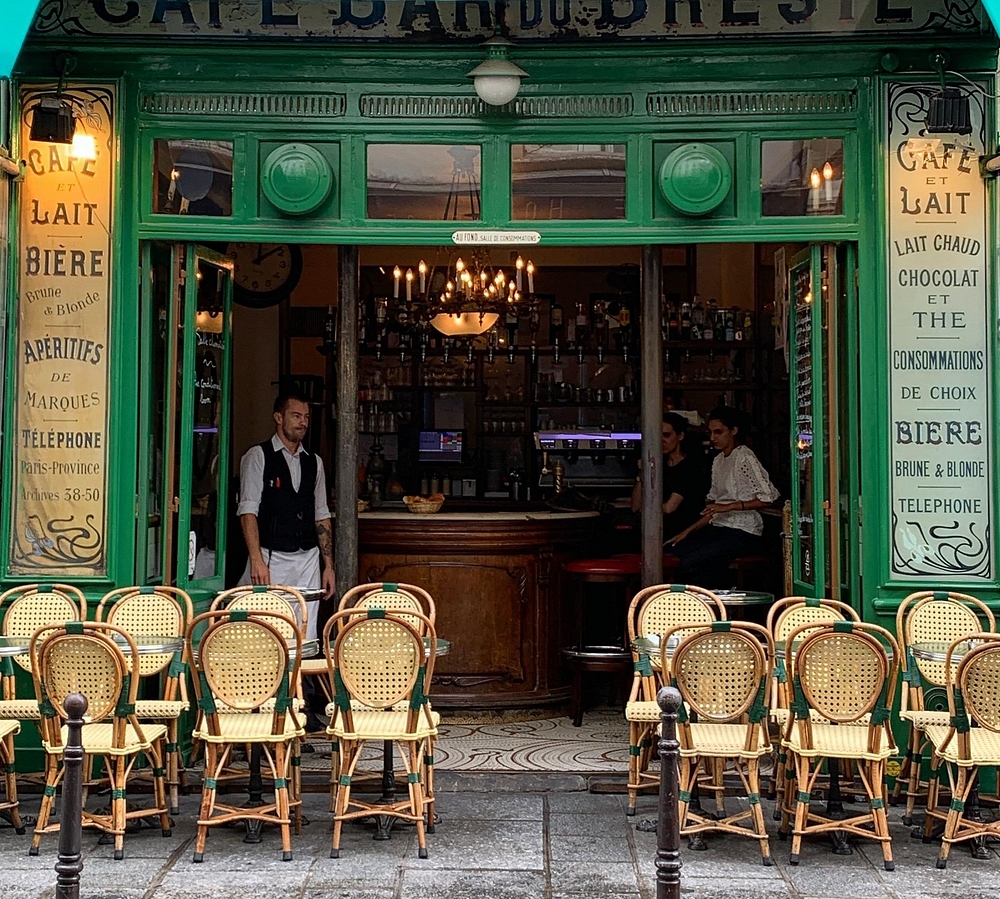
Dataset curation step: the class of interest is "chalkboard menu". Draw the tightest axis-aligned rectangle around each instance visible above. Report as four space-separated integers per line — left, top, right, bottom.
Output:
791 257 815 585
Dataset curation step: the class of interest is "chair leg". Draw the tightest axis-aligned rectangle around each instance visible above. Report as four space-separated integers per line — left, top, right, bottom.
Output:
890 729 913 807
423 734 436 834
110 755 126 860
626 721 642 816
165 720 181 814
937 766 971 870
150 740 172 836
328 738 339 813
923 752 943 844
789 756 811 865
331 741 354 858
570 664 583 728
868 761 894 871
1 732 23 834
407 741 428 859
746 758 772 866
902 730 925 826
193 744 217 862
273 742 293 862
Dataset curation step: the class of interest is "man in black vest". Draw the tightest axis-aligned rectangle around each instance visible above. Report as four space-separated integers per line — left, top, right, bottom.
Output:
237 393 334 731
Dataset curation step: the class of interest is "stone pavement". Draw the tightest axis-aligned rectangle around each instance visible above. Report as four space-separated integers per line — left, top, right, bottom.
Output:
1 777 998 899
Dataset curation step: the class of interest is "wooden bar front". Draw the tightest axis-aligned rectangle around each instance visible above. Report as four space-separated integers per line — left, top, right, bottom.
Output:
358 511 599 709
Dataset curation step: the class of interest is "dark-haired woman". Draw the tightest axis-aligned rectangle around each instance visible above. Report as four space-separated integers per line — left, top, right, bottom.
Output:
666 407 779 587
631 413 708 541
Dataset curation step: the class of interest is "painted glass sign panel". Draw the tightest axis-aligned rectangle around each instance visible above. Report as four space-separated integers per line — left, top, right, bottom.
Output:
511 144 626 221
153 139 233 216
367 143 481 221
886 82 991 581
761 139 844 217
9 84 114 576
32 1 987 39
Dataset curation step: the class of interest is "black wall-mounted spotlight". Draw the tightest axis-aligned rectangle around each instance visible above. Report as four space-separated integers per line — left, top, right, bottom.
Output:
925 88 972 135
28 52 76 144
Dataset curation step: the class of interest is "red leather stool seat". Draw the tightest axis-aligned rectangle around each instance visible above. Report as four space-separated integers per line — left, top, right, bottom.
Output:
563 557 641 577
611 553 681 578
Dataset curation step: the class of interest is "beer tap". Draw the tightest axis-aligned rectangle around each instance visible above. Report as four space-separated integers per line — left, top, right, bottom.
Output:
553 337 561 364
622 342 630 366
530 341 537 365
467 342 475 364
507 346 516 365
443 340 451 365
577 344 585 365
597 344 604 364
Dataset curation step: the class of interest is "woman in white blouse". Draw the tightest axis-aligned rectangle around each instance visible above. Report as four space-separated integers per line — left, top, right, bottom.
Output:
666 406 780 586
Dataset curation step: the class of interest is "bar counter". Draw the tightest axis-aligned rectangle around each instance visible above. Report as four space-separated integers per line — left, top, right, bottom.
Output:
358 509 600 709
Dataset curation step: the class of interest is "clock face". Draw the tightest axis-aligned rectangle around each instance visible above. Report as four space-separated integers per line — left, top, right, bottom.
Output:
226 242 303 308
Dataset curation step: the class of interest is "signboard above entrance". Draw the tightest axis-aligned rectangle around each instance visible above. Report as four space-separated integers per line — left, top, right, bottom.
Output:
32 0 987 41
452 230 540 245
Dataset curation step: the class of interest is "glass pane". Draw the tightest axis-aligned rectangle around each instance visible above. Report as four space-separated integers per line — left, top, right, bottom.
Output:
791 259 816 586
189 259 228 580
153 139 233 216
367 144 481 220
761 139 843 217
511 144 626 220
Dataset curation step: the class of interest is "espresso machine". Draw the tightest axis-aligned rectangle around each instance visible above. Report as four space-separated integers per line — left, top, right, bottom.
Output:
535 430 640 499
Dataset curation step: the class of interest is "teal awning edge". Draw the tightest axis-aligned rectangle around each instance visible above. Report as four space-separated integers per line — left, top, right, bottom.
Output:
1 2 42 78
982 0 1000 36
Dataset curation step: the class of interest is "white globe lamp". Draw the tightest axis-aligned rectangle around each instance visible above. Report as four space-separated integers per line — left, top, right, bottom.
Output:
468 35 528 107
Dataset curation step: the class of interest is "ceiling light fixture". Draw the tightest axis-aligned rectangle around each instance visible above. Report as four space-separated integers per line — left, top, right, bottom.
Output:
467 32 528 107
29 53 77 144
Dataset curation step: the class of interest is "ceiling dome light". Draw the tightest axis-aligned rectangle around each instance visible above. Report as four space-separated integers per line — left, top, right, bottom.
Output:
467 35 528 107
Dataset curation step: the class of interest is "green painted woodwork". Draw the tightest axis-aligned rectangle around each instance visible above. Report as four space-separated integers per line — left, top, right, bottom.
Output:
657 143 733 216
654 139 737 220
0 31 997 638
260 142 335 216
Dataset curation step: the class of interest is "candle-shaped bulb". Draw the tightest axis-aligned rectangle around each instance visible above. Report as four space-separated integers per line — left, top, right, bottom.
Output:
526 261 535 294
480 269 488 285
418 259 427 293
446 280 454 292
393 265 401 299
405 268 414 302
822 160 834 181
455 257 465 272
515 256 524 290
809 167 822 189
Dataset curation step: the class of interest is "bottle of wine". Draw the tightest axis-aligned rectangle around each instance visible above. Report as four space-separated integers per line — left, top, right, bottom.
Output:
680 302 692 340
549 299 564 345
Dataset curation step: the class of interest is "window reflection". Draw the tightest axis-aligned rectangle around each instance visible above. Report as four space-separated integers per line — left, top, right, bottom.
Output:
153 139 233 216
761 139 844 217
511 144 626 220
367 144 482 220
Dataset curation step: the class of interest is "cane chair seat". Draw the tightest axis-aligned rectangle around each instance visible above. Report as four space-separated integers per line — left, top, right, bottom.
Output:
0 719 18 739
30 622 171 859
782 723 894 761
330 709 438 741
625 700 661 722
330 700 440 722
680 723 770 758
193 712 304 743
188 609 303 863
924 725 1000 766
43 722 169 756
899 708 951 727
772 707 871 726
0 699 41 720
134 699 188 718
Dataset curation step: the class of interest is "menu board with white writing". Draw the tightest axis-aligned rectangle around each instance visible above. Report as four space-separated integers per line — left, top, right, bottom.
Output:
887 83 991 581
8 86 114 575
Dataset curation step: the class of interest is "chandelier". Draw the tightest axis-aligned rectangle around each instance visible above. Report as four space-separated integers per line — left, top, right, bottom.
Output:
388 250 538 337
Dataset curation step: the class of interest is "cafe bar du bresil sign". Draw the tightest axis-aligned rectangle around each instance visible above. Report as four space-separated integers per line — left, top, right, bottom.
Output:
32 0 986 40
9 86 114 576
887 83 991 582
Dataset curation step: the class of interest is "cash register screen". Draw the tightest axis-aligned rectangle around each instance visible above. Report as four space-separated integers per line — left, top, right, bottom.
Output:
418 430 464 463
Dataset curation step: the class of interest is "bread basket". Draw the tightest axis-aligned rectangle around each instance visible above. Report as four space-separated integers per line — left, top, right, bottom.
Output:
403 494 445 514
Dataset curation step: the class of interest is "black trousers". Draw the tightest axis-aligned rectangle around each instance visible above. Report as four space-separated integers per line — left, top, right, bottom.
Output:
671 525 763 589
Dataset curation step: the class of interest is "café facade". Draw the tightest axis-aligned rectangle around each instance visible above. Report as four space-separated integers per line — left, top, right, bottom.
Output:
0 2 999 732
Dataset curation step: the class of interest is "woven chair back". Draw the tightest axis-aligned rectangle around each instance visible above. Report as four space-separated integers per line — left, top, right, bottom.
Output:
667 623 771 722
333 613 426 710
904 593 994 690
630 584 724 643
790 622 896 724
197 615 290 711
951 634 1000 734
1 584 86 674
340 582 437 628
768 596 858 643
212 586 307 642
99 586 192 677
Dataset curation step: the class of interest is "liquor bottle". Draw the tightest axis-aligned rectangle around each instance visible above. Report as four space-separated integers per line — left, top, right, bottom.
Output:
692 295 704 330
724 308 735 342
680 303 692 340
549 299 564 345
566 312 577 349
592 299 608 349
506 308 519 347
660 295 670 343
703 298 717 340
575 301 589 348
668 302 679 342
743 311 754 343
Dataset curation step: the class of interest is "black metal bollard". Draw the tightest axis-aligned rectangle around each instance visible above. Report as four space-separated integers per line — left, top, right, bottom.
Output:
655 686 682 899
56 693 87 899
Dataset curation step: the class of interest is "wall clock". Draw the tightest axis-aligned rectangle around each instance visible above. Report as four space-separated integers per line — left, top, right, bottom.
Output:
226 242 303 308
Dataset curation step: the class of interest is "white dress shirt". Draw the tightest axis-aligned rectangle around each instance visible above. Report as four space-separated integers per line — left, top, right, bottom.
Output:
706 445 780 537
237 433 330 520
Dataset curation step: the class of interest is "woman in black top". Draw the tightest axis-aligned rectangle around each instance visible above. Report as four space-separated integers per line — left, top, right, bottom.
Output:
631 413 708 541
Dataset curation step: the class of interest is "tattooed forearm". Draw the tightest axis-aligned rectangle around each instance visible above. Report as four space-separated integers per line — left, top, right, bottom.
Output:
316 518 334 565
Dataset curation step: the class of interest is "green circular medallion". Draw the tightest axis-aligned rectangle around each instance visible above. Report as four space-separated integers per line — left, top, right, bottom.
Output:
658 144 732 216
260 143 333 215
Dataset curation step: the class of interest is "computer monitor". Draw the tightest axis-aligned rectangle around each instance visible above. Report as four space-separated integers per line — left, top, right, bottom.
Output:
418 430 464 463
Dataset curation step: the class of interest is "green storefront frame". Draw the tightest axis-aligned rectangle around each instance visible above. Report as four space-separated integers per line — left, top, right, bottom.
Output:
2 11 999 769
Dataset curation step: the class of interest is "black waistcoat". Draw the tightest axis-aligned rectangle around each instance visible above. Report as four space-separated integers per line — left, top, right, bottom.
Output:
257 440 318 553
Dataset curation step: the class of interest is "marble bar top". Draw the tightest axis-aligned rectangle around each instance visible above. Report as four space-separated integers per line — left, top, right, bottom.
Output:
359 510 600 522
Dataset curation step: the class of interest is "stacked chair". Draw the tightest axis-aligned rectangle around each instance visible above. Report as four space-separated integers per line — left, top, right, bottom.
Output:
97 585 193 813
187 608 304 862
892 590 995 826
30 621 172 859
324 606 438 859
624 584 725 817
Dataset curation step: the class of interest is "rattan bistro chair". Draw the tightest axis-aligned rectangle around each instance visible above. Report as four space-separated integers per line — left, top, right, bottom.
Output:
664 621 774 865
0 718 23 834
0 584 87 723
97 585 194 813
188 609 304 863
29 622 171 860
922 633 1000 867
780 621 900 871
325 608 438 859
892 591 995 826
624 584 725 817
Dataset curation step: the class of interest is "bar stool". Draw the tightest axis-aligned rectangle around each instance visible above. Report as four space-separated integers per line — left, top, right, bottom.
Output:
561 557 641 727
611 553 681 582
